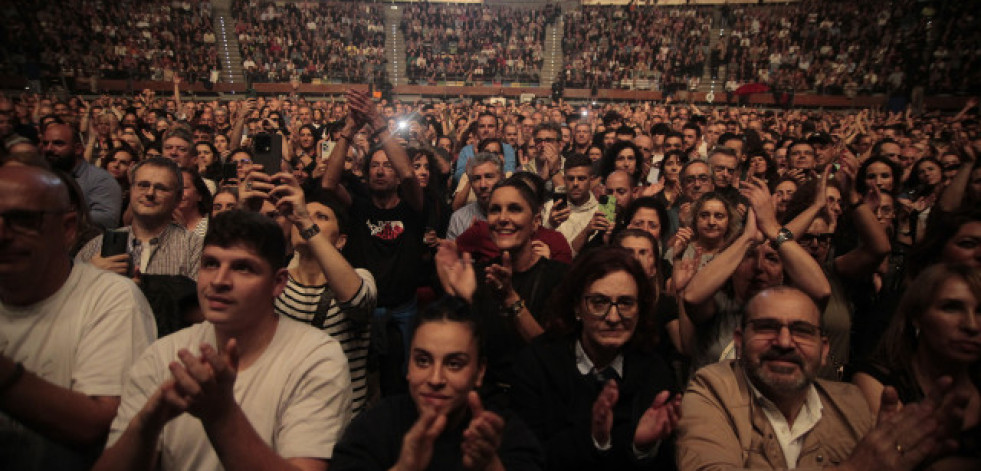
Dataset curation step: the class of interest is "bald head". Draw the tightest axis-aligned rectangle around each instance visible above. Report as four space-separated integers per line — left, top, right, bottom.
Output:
0 165 77 304
0 165 71 210
743 286 821 329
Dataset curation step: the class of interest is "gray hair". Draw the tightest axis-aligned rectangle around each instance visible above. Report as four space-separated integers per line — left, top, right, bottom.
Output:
466 151 503 178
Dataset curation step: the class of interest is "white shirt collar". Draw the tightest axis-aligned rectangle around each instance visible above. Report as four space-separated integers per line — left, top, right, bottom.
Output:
746 373 823 469
574 339 624 378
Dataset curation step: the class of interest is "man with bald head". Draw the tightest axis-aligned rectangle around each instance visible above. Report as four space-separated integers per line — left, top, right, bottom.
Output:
0 165 155 470
41 122 122 229
677 286 967 471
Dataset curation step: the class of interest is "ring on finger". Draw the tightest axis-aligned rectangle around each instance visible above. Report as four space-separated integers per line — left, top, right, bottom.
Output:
246 181 253 191
895 442 904 455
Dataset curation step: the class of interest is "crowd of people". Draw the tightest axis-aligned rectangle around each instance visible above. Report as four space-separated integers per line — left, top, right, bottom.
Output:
400 3 555 84
561 5 713 91
3 1 979 97
1 83 979 470
0 0 218 85
233 0 387 85
715 0 981 95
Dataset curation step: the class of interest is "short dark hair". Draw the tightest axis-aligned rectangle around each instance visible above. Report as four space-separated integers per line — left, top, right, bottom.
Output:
545 246 658 351
204 210 288 270
411 296 486 361
303 186 351 235
563 153 594 173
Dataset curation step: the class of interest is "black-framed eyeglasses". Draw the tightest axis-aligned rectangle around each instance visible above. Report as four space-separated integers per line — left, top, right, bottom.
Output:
582 294 639 319
536 137 559 145
745 318 822 344
798 233 834 246
943 163 962 171
0 209 70 234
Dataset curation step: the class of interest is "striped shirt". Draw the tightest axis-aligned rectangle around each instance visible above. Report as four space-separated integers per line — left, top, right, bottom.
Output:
75 224 202 280
274 268 376 414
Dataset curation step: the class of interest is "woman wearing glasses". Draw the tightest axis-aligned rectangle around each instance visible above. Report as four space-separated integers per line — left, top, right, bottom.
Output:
509 247 680 471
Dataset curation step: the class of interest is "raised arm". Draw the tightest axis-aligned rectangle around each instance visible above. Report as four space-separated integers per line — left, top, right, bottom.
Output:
356 92 424 212
833 157 890 281
742 178 831 304
275 173 363 302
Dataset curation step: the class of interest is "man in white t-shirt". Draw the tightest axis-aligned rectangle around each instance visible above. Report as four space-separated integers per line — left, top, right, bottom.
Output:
95 210 352 471
0 165 156 471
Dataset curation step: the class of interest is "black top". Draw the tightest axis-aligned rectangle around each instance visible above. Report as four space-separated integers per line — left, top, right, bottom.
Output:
854 360 981 463
471 256 568 392
342 191 426 308
330 394 544 471
509 333 679 471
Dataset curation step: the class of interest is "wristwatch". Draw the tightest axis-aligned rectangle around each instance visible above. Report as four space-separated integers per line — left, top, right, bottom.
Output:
500 298 525 319
773 227 794 249
299 224 320 240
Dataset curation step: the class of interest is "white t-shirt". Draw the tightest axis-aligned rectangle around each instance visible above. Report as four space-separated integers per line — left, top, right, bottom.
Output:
0 263 156 470
108 316 352 470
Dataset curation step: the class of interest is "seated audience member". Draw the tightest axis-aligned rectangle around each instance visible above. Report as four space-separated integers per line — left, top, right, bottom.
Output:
76 157 203 280
544 154 607 254
665 191 741 275
510 247 681 471
271 176 377 414
331 297 544 471
677 286 969 471
174 168 212 238
0 165 156 470
94 210 353 471
853 263 980 469
455 172 573 265
447 152 504 240
321 90 426 396
436 176 568 401
612 228 684 361
679 178 830 370
41 121 122 230
781 163 890 379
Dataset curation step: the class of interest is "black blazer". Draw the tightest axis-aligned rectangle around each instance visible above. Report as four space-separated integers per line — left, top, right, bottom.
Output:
509 332 679 471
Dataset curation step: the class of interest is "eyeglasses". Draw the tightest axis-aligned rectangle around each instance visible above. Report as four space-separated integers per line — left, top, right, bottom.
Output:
582 294 639 319
798 233 834 246
536 137 559 145
0 209 69 234
683 174 711 185
943 163 962 171
745 318 822 344
133 180 175 194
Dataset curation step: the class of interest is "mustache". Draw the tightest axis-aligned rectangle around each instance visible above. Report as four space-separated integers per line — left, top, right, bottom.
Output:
759 349 804 367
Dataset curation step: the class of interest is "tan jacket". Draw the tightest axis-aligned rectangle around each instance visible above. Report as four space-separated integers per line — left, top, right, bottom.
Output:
677 360 874 471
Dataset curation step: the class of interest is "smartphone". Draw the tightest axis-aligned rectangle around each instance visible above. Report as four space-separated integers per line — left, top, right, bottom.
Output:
598 195 617 225
220 162 237 181
552 193 568 211
320 140 336 161
101 229 129 257
251 132 283 174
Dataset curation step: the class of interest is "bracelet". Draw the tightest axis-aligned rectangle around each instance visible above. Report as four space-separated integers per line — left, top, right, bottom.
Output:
847 200 863 211
370 125 389 139
0 362 25 395
339 133 355 141
500 298 525 319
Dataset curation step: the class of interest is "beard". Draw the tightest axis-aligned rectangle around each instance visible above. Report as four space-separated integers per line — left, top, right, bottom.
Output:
742 347 814 396
47 153 77 172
